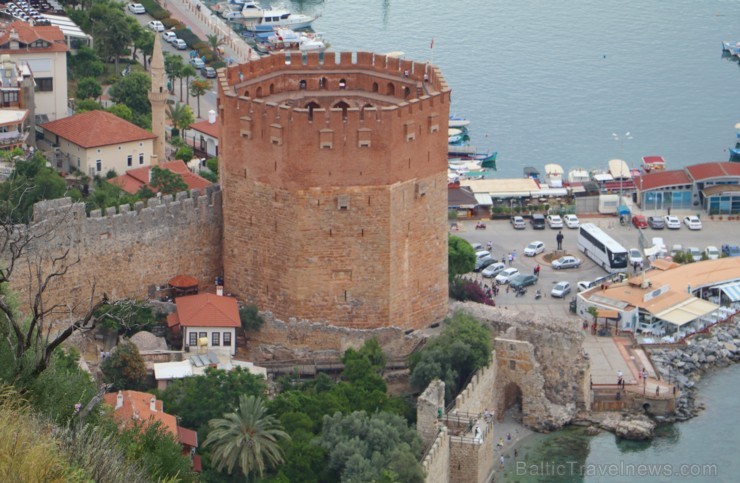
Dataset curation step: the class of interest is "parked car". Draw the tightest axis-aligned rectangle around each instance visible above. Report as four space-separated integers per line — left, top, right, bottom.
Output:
664 215 681 229
628 248 643 266
470 243 484 251
482 262 507 278
474 256 496 272
202 66 217 78
546 214 563 229
148 20 165 32
475 250 491 261
523 241 545 257
687 247 702 262
173 38 188 50
510 216 526 229
162 31 177 43
683 215 702 230
670 244 683 258
128 3 145 14
722 244 740 257
563 214 580 228
551 255 581 270
530 214 546 230
190 57 205 69
647 216 665 229
495 267 520 284
510 274 538 290
551 281 572 298
631 215 648 229
577 281 595 292
705 246 720 260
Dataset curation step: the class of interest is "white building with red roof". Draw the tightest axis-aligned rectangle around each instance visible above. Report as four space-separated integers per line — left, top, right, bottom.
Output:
0 21 68 123
40 110 157 176
188 111 219 158
108 160 212 195
167 293 241 355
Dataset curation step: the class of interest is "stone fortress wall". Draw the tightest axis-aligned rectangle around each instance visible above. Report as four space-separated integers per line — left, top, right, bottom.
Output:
218 51 451 330
10 188 223 313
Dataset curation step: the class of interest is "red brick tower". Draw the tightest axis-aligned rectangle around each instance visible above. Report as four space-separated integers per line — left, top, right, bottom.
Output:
218 51 450 330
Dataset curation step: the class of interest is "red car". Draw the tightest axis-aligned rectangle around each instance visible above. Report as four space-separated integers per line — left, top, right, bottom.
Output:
632 215 648 229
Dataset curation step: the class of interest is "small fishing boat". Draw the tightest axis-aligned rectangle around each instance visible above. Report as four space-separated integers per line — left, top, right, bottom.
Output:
731 123 740 162
544 163 564 188
253 28 327 54
449 115 471 129
448 144 479 157
523 166 540 181
608 159 630 180
567 168 590 184
241 2 319 32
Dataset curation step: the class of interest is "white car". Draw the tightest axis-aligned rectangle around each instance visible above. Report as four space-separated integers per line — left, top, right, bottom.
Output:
551 255 581 269
148 20 165 32
551 281 571 298
162 31 178 43
670 244 683 258
173 38 188 50
128 3 145 14
577 281 594 292
563 214 580 229
546 215 563 229
628 248 643 266
482 262 507 279
664 215 681 229
495 267 520 284
523 241 545 257
705 246 720 260
687 247 702 262
683 216 702 230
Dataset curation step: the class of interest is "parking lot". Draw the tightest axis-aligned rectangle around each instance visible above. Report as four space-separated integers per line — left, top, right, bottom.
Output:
454 213 736 319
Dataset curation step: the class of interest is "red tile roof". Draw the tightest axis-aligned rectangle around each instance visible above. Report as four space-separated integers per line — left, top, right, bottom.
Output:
41 110 156 149
0 21 67 53
174 293 240 328
178 426 198 448
638 169 692 191
109 160 212 195
189 119 219 138
685 162 740 181
103 390 178 437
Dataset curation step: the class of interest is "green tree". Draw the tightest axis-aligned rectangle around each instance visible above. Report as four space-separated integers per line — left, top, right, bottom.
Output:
0 152 71 222
75 77 102 100
205 395 291 478
101 341 147 390
118 421 196 482
206 34 225 59
190 78 212 118
107 103 134 122
409 311 491 403
166 102 195 139
448 235 476 279
70 46 105 79
164 53 185 95
76 99 102 113
157 367 266 431
239 305 264 332
108 72 151 118
175 145 194 163
136 29 155 70
149 166 188 196
180 64 197 105
95 300 157 337
206 157 219 175
93 10 132 75
319 411 424 483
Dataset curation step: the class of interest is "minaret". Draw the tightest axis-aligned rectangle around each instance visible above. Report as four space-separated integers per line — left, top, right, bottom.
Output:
148 34 167 164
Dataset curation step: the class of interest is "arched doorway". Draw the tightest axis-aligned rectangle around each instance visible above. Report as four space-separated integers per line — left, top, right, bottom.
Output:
386 82 395 96
372 82 378 93
333 100 349 120
501 382 523 422
256 86 263 97
269 83 275 95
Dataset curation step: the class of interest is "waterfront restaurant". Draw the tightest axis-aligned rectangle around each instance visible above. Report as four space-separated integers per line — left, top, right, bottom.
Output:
636 169 693 211
577 258 740 343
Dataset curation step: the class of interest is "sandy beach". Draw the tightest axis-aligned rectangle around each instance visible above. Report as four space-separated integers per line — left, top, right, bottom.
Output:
490 412 534 482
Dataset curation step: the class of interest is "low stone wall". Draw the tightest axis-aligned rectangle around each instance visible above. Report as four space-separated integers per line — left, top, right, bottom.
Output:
453 353 496 416
422 428 450 483
418 380 446 447
448 426 494 483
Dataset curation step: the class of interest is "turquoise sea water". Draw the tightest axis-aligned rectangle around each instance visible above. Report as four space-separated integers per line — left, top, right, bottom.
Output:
501 364 740 482
285 0 740 177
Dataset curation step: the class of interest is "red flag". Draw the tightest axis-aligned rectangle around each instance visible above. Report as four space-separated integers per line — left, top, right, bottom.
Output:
430 37 434 49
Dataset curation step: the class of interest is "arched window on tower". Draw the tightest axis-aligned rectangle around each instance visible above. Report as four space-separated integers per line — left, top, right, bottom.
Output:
305 101 320 121
319 77 328 89
387 82 395 96
403 86 411 98
333 101 349 120
339 78 347 90
372 82 378 93
299 79 307 90
256 86 263 97
269 83 275 95
244 90 250 97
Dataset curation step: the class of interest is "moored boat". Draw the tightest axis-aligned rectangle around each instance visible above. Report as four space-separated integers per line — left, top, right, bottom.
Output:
731 123 740 162
449 115 471 129
567 168 589 184
544 163 564 188
608 158 630 180
241 2 318 32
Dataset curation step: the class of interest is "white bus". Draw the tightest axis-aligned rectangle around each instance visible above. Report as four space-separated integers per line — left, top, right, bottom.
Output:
577 223 628 273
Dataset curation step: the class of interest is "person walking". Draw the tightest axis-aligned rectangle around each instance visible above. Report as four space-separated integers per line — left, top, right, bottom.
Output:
508 253 514 266
556 231 564 250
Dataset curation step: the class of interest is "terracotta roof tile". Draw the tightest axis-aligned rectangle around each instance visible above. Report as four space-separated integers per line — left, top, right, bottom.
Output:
41 110 156 149
189 119 219 138
178 427 198 448
686 162 740 181
0 21 67 53
174 293 240 328
108 160 212 195
638 169 691 191
103 390 178 437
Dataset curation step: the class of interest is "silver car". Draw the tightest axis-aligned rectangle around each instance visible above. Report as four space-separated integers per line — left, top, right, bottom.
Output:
551 281 571 298
551 255 581 270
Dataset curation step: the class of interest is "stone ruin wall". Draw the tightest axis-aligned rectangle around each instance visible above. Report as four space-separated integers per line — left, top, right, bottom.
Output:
7 188 223 317
452 353 497 416
448 428 494 483
422 428 450 483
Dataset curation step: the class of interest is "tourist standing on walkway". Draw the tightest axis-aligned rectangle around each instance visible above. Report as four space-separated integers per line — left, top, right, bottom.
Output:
556 231 564 250
508 253 514 266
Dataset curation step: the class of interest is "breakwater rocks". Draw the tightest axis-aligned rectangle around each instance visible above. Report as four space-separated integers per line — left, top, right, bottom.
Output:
648 317 740 421
575 412 657 441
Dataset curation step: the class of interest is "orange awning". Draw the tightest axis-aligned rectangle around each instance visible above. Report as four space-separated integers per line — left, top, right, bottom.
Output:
597 309 620 319
169 275 198 288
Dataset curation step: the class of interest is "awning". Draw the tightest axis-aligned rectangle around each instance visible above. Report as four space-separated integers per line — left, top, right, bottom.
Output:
618 205 631 216
474 193 493 205
655 298 719 327
597 309 620 319
717 281 740 302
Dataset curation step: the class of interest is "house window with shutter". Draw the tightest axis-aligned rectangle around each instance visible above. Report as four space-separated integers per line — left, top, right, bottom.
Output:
212 332 220 346
223 332 232 346
189 332 197 347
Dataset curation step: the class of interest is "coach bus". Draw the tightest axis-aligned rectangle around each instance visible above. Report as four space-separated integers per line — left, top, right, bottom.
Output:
577 223 628 273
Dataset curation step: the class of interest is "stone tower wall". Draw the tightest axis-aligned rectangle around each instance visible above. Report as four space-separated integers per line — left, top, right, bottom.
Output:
417 379 446 447
422 429 450 483
9 189 223 314
218 51 450 329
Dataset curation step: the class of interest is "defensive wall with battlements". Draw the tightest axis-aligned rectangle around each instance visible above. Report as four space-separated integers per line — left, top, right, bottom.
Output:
217 51 450 330
9 188 223 314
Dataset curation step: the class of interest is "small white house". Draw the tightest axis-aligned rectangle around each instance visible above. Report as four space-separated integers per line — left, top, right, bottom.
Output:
168 293 241 356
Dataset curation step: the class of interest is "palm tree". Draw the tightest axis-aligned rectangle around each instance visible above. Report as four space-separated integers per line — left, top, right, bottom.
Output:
166 102 194 139
204 395 290 479
180 64 197 106
206 34 225 59
190 79 211 118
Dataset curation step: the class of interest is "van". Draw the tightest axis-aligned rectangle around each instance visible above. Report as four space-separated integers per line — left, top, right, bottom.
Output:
530 214 545 230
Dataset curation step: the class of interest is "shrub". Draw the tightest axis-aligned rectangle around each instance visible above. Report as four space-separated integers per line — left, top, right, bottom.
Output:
210 60 227 69
174 28 202 48
198 48 215 62
192 41 209 51
161 17 183 29
139 0 169 20
239 304 265 332
449 279 494 305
